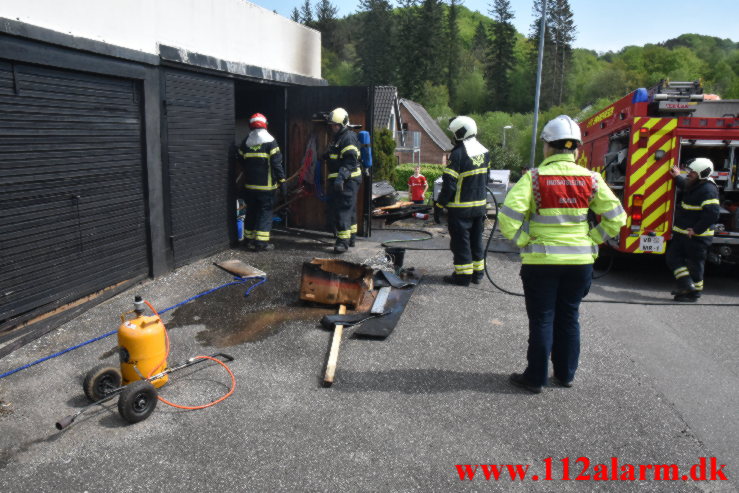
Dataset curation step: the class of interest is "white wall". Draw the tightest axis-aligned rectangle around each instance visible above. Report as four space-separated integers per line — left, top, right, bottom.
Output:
1 0 321 79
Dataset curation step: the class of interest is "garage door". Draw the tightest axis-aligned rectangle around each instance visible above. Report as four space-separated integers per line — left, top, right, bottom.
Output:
163 69 235 267
0 60 149 323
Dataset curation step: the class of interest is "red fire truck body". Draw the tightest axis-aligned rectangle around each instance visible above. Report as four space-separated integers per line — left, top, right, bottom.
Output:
578 81 739 265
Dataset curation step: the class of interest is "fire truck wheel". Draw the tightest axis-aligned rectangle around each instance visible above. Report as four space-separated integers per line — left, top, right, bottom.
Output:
83 364 122 402
118 380 158 424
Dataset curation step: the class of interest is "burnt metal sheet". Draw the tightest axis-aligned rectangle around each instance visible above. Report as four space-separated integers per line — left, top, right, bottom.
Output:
353 271 422 339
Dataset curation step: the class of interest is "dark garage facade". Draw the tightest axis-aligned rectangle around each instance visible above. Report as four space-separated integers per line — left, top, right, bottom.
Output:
0 16 377 352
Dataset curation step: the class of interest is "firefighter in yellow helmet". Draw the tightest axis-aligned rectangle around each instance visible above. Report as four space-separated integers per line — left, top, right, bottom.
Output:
499 115 626 393
666 157 720 302
325 107 362 253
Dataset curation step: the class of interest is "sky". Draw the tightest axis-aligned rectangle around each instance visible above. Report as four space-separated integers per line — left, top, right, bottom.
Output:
251 0 739 53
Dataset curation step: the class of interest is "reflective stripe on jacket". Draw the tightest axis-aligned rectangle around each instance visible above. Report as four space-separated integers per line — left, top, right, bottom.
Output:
499 153 626 265
327 127 361 184
238 139 285 191
672 176 720 237
437 142 491 218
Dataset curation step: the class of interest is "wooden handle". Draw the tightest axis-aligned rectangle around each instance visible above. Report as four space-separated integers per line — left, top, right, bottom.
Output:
323 304 346 386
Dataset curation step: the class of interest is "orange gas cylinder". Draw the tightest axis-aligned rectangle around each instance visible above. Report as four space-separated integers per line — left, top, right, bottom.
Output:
118 298 168 388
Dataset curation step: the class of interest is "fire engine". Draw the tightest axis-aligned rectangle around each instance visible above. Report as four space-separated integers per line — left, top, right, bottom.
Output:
578 80 739 265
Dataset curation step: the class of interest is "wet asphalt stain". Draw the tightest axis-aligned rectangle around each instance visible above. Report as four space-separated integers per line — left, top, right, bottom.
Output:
166 283 333 347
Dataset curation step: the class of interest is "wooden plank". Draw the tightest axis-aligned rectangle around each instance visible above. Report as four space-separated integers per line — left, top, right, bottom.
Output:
323 304 346 387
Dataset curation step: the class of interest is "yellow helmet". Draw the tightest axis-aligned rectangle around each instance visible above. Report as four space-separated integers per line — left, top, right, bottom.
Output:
328 107 349 126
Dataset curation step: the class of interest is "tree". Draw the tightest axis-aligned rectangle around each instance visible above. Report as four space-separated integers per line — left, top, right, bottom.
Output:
471 21 489 62
395 0 422 98
300 0 314 25
315 0 339 51
357 0 396 86
548 0 576 105
291 7 301 22
445 0 462 108
528 0 576 109
416 0 446 86
487 0 516 111
373 128 397 184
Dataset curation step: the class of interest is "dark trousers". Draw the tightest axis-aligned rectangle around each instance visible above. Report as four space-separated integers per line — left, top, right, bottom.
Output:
328 179 359 244
447 213 485 275
244 190 274 243
665 233 710 289
520 264 593 387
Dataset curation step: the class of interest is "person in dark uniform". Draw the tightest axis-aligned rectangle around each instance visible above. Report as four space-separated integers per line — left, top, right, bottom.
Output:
435 116 491 286
325 107 362 253
236 113 285 251
666 157 720 302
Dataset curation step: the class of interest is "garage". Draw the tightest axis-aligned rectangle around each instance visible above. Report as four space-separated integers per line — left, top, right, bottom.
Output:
0 59 150 323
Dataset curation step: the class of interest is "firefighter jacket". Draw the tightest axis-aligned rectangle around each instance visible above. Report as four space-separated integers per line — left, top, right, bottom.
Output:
499 153 627 265
237 135 285 191
672 176 720 237
437 141 491 218
327 127 362 186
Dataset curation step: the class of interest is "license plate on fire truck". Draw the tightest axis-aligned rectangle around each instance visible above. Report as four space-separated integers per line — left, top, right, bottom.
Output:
639 235 664 253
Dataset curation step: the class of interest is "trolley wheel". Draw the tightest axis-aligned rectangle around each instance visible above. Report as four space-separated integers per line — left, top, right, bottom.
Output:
83 364 122 401
117 380 158 424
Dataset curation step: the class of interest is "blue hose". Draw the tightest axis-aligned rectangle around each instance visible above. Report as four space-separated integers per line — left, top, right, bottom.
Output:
0 276 267 380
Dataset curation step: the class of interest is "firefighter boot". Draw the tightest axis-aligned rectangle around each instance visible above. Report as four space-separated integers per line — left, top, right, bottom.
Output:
672 276 698 302
349 234 356 247
443 273 471 287
471 272 485 285
334 240 348 254
253 241 275 252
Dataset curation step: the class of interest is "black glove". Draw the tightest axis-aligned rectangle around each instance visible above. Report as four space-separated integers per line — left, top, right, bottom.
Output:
433 202 442 224
334 180 344 193
279 180 288 197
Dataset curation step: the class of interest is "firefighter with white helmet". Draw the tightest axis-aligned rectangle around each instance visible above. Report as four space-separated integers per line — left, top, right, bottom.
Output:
499 114 626 393
325 107 362 253
436 115 491 285
666 157 720 301
236 113 285 251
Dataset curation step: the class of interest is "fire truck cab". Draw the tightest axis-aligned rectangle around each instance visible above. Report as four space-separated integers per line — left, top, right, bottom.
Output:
578 80 739 266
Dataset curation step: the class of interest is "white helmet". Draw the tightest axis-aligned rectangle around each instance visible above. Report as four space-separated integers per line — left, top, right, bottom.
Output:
541 115 581 149
449 116 477 141
688 157 713 179
328 107 349 126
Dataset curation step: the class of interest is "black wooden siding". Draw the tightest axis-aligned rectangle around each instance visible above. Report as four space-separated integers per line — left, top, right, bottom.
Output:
0 60 149 322
163 70 234 267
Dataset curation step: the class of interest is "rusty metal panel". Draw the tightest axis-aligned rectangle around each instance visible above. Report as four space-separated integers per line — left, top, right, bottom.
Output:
299 258 374 308
286 86 371 234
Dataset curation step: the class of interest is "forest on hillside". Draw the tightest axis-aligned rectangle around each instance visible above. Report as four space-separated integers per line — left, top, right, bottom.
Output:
291 0 739 171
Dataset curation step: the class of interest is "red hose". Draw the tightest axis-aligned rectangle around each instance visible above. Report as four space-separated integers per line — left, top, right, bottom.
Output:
143 300 236 409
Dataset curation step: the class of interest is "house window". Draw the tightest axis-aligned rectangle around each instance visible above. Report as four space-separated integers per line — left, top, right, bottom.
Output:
390 113 396 138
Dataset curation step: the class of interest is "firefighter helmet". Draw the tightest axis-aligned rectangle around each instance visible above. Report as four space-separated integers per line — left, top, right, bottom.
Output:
328 107 349 126
541 115 581 149
688 157 713 180
448 116 477 141
249 113 268 129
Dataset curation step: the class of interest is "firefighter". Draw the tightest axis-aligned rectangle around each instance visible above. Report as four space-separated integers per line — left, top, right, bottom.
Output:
435 116 491 286
499 115 626 393
236 113 285 251
666 158 720 302
326 107 362 253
